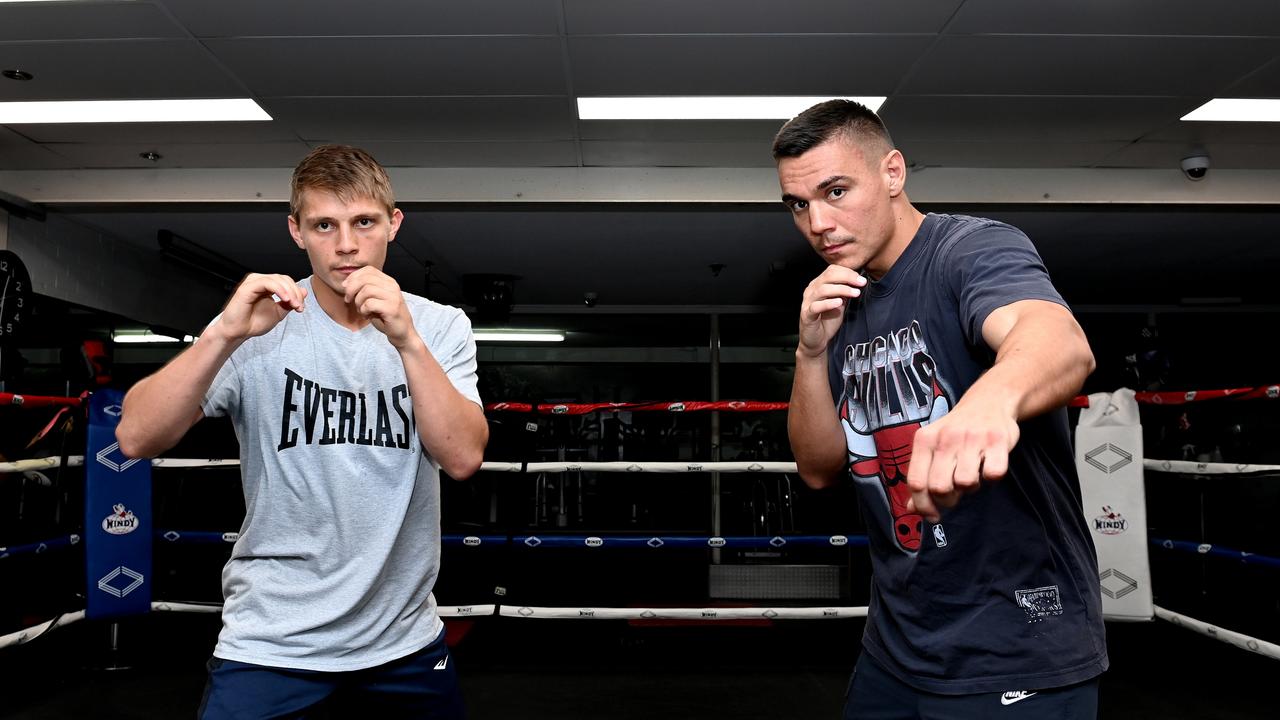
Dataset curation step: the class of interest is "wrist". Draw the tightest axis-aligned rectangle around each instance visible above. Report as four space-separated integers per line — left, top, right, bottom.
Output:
394 332 427 356
795 346 828 364
199 323 243 353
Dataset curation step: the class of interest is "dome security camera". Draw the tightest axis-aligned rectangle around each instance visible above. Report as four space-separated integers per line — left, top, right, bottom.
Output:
1180 154 1210 181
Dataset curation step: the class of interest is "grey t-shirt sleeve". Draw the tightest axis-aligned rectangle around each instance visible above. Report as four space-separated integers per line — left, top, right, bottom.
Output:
942 222 1067 347
428 306 482 407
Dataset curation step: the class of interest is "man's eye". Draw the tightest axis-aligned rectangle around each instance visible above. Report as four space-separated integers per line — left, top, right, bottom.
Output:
357 218 374 228
316 222 332 231
829 188 845 200
789 200 808 213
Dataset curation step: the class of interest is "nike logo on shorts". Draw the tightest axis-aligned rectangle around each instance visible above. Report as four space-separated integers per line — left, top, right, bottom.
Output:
1000 690 1037 706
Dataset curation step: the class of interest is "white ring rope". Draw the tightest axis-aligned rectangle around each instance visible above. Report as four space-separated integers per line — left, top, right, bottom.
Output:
7 456 1280 477
0 605 499 650
0 456 242 473
498 606 868 620
1154 605 1280 660
1143 459 1280 475
0 610 86 651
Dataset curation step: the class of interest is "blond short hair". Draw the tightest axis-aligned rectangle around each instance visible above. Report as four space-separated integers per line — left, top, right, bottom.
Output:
290 144 395 219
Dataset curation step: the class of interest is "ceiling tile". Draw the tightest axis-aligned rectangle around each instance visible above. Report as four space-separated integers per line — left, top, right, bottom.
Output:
947 0 1280 36
0 40 244 100
41 142 313 169
579 120 782 143
900 141 1130 168
882 96 1205 143
1223 57 1280 96
11 120 300 145
204 37 566 97
582 140 774 167
569 36 928 95
0 127 78 169
359 141 580 167
563 0 962 34
903 36 1280 96
156 0 562 37
0 2 185 41
1101 141 1280 170
266 98 575 142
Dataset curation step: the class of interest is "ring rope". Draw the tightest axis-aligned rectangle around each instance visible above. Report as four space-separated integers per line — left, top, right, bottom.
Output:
1142 459 1280 475
0 611 87 651
483 461 798 473
4 385 1279 414
497 606 868 620
17 531 1280 571
9 456 1280 478
0 533 81 559
1154 605 1280 660
0 392 85 408
485 401 788 414
0 604 482 650
148 531 867 550
1150 538 1280 569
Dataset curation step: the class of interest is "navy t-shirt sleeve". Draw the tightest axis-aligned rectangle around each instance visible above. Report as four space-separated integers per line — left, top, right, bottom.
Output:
941 222 1067 347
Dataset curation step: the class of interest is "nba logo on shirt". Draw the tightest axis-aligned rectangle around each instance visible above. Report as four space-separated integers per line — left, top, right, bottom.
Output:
932 524 948 548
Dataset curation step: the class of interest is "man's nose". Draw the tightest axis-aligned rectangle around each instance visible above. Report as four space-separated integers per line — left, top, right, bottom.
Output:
808 203 835 235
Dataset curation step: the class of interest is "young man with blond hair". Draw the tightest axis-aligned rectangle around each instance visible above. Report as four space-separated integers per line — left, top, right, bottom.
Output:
118 144 487 719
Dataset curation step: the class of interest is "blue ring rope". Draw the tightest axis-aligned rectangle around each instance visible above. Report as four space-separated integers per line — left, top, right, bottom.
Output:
1149 537 1280 569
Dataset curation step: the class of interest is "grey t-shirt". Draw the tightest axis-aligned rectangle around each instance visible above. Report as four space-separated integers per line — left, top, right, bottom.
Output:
202 276 481 671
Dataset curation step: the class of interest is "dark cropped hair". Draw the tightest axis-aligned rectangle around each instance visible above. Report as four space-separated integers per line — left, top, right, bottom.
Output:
771 99 894 161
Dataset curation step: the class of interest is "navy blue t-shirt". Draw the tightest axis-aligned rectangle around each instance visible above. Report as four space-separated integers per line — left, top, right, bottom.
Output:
826 213 1108 694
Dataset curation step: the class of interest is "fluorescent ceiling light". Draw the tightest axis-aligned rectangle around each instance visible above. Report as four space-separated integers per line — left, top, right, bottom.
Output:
473 331 565 343
0 98 271 124
113 331 195 344
577 96 886 120
1182 98 1280 122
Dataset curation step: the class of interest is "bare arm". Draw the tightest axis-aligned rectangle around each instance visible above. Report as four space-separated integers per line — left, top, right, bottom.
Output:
116 332 236 458
787 265 868 489
973 299 1095 420
788 352 847 488
906 299 1095 521
116 273 308 458
344 267 488 479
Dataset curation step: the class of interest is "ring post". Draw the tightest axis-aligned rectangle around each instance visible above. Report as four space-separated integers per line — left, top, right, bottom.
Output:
85 389 153 627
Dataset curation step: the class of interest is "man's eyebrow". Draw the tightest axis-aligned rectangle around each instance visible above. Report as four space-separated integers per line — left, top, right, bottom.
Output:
816 175 850 191
781 174 851 203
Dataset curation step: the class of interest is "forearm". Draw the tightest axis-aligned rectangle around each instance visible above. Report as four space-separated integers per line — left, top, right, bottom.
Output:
971 309 1095 421
117 329 240 458
788 351 848 489
398 338 488 479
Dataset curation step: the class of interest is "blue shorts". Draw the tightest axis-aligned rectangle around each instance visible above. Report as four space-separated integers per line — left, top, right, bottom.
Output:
843 652 1098 720
197 632 464 720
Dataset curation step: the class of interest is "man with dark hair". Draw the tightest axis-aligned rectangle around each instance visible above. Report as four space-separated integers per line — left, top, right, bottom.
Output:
776 100 1106 718
117 144 487 719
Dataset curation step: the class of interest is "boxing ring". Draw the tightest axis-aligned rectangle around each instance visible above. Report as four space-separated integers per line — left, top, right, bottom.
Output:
3 388 1279 663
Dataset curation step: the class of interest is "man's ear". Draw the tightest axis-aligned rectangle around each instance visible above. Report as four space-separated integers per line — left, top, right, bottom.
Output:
388 208 404 243
288 214 305 249
883 149 907 197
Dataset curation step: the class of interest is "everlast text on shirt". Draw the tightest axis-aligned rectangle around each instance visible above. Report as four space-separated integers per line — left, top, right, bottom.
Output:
277 368 415 451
